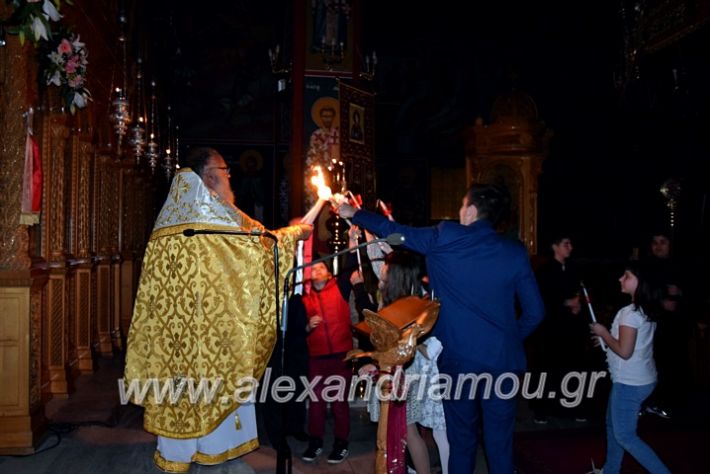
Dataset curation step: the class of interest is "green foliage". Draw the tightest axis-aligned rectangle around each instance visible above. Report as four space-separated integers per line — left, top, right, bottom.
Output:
2 0 65 47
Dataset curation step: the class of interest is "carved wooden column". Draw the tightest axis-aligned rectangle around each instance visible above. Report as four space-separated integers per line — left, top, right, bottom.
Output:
70 134 95 373
95 155 114 356
0 32 48 453
119 166 138 344
464 89 551 255
65 132 78 381
40 106 71 397
110 163 122 351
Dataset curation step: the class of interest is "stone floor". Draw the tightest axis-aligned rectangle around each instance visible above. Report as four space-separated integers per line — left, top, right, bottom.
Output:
1 355 708 473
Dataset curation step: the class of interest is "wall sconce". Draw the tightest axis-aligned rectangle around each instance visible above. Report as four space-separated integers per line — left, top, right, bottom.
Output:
660 178 681 230
268 44 292 92
359 51 377 81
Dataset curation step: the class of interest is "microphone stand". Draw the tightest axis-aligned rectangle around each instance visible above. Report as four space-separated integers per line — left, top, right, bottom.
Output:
187 229 404 474
183 228 290 472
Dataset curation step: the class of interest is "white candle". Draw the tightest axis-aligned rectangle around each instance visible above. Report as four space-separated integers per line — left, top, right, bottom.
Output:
301 199 327 225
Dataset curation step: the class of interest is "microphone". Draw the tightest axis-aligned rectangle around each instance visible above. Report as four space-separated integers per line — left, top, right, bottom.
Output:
183 228 275 239
384 233 405 246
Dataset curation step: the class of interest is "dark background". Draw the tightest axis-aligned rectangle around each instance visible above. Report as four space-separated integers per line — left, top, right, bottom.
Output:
141 0 710 262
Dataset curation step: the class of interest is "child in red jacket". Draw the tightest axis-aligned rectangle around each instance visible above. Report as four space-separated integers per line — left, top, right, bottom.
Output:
301 233 360 464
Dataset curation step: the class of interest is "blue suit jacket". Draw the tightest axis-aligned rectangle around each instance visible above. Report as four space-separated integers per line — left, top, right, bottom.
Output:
353 210 545 373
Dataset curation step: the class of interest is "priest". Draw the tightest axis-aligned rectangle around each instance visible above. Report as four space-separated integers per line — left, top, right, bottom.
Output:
124 147 311 472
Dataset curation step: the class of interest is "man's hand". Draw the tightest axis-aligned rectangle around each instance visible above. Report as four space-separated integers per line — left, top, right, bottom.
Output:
565 296 582 315
297 223 313 240
338 203 357 219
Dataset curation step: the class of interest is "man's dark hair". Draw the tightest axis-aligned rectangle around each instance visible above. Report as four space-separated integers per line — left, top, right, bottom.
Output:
550 233 572 247
649 227 672 242
184 147 220 177
464 183 511 226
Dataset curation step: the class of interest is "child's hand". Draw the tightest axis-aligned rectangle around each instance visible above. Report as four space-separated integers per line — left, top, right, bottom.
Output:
308 315 323 330
590 322 608 337
417 344 429 359
350 271 364 285
358 363 377 378
348 225 361 240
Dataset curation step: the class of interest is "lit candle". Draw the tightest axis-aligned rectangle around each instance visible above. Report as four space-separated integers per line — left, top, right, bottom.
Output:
377 199 395 222
302 167 332 224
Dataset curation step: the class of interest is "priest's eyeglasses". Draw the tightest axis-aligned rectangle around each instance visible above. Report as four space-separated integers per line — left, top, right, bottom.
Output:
207 166 230 175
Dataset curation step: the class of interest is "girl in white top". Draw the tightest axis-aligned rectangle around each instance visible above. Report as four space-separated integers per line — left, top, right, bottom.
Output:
590 261 671 474
354 237 449 474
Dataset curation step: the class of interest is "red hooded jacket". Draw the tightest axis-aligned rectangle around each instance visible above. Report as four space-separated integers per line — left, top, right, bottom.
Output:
303 278 353 357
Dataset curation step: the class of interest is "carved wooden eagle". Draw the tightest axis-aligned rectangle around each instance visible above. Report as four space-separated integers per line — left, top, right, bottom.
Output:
347 296 440 370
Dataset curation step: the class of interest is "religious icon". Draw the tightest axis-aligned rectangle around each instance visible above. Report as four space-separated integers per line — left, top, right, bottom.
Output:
349 103 365 144
306 96 341 174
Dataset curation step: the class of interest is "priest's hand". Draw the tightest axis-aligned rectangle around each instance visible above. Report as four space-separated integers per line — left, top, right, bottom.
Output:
297 223 313 240
338 202 357 219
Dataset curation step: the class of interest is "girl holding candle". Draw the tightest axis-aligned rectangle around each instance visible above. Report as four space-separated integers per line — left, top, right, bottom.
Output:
590 261 671 474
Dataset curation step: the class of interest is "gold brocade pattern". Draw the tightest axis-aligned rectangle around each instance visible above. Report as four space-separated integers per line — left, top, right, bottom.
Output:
153 438 259 472
125 169 301 438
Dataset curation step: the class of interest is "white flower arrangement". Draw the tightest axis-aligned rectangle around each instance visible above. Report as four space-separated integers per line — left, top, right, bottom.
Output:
42 32 91 113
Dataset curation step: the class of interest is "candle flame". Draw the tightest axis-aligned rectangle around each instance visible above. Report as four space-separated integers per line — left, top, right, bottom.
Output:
310 166 332 201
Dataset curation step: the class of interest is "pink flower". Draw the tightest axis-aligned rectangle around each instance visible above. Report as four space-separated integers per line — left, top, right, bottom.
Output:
58 39 72 55
68 75 84 88
65 56 79 73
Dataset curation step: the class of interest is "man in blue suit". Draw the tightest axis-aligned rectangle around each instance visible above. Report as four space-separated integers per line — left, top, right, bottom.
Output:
338 183 544 473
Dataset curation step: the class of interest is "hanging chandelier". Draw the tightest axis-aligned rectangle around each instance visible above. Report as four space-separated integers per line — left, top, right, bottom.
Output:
174 125 180 170
129 58 146 165
163 105 174 180
145 80 160 173
110 12 131 152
